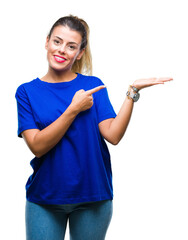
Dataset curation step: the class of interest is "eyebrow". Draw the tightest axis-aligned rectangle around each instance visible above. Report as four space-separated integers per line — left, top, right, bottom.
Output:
54 36 79 45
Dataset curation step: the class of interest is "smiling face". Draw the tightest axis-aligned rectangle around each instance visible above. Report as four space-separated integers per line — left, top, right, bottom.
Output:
45 25 85 73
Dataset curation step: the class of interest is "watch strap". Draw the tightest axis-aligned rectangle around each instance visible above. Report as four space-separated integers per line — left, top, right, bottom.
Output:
126 85 140 102
130 85 139 93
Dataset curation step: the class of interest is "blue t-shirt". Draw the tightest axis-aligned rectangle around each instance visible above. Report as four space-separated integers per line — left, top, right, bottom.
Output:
15 73 116 204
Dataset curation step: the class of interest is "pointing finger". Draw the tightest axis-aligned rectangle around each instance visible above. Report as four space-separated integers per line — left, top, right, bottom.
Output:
86 85 106 95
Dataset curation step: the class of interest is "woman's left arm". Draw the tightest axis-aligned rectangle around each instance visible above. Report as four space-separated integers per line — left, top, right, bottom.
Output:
99 77 173 145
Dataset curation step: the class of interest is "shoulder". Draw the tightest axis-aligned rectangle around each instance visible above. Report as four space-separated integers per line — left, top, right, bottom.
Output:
78 73 104 87
15 78 38 98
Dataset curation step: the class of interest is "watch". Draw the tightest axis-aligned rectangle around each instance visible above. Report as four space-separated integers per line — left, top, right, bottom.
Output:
126 85 140 102
131 86 139 93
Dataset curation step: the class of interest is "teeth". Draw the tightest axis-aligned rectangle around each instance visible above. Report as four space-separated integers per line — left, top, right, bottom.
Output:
55 56 65 61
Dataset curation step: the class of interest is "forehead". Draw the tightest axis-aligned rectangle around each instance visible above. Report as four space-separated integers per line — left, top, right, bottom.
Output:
51 25 82 44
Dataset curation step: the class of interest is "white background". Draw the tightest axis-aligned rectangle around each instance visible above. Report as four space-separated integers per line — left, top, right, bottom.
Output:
0 0 187 239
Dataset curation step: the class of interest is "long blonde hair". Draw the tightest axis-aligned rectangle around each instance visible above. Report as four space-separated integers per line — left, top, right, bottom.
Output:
48 15 92 75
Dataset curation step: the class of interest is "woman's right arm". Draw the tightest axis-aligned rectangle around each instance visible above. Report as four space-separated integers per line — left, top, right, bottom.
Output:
22 86 105 158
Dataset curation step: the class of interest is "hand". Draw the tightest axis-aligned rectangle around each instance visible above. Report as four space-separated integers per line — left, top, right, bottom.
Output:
71 85 106 113
132 77 173 90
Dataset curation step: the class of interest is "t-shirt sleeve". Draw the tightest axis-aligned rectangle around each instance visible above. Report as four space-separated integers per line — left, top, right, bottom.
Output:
15 85 39 138
94 79 117 123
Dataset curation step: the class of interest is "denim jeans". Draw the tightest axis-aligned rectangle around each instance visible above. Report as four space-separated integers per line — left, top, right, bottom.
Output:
25 199 113 240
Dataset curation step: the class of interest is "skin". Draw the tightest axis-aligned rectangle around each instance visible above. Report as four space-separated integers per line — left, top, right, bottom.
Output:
22 25 173 158
42 25 85 83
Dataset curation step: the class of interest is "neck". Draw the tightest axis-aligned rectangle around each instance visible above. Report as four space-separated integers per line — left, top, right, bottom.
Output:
41 68 77 83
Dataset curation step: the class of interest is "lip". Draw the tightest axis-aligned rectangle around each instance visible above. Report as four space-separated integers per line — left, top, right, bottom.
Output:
54 55 67 63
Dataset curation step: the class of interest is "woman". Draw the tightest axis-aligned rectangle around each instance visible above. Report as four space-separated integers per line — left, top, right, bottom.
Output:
15 15 172 240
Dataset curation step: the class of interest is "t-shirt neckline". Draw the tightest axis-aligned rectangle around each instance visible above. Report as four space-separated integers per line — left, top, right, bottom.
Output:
36 73 81 88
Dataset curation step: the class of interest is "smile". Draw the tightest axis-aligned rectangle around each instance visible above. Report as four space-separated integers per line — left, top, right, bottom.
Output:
54 55 67 63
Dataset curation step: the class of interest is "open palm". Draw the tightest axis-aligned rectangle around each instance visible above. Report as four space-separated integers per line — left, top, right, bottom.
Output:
133 77 173 90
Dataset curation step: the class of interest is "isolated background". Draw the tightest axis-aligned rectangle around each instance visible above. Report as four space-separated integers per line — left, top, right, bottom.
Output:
1 0 187 239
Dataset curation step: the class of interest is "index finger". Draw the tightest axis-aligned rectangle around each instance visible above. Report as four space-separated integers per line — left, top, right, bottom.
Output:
86 85 106 95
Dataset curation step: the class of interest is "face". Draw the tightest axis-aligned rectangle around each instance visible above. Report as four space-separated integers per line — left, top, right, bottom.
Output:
45 25 85 72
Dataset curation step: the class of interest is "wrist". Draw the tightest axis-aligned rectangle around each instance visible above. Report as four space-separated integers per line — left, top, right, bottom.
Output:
67 103 80 116
132 82 141 91
126 85 140 102
130 85 139 93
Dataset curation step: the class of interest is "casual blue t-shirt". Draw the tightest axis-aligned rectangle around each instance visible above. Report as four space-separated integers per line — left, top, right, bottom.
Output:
15 73 116 204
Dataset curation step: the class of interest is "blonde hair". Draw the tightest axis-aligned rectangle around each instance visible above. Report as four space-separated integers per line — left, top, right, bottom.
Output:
48 15 92 75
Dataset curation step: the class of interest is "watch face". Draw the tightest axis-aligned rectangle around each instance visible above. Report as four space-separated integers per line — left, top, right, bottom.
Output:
133 93 140 102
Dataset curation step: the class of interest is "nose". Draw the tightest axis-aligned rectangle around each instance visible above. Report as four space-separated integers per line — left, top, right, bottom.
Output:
58 44 66 54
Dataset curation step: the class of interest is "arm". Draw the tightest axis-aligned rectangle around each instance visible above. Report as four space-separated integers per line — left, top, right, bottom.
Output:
22 105 79 158
22 85 106 158
99 77 173 145
99 97 133 145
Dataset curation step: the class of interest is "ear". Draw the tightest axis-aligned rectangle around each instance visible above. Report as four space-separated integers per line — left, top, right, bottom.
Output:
45 36 49 50
76 48 85 60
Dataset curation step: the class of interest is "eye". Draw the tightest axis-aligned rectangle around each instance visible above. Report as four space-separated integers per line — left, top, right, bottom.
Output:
68 45 76 50
54 39 60 45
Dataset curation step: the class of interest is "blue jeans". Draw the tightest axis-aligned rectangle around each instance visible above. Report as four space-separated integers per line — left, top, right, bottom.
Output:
25 200 113 240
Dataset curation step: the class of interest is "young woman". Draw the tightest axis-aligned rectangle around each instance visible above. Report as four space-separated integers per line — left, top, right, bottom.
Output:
15 15 172 240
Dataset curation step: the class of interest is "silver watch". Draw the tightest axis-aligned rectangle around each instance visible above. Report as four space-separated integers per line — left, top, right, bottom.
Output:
132 86 139 93
126 85 140 102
